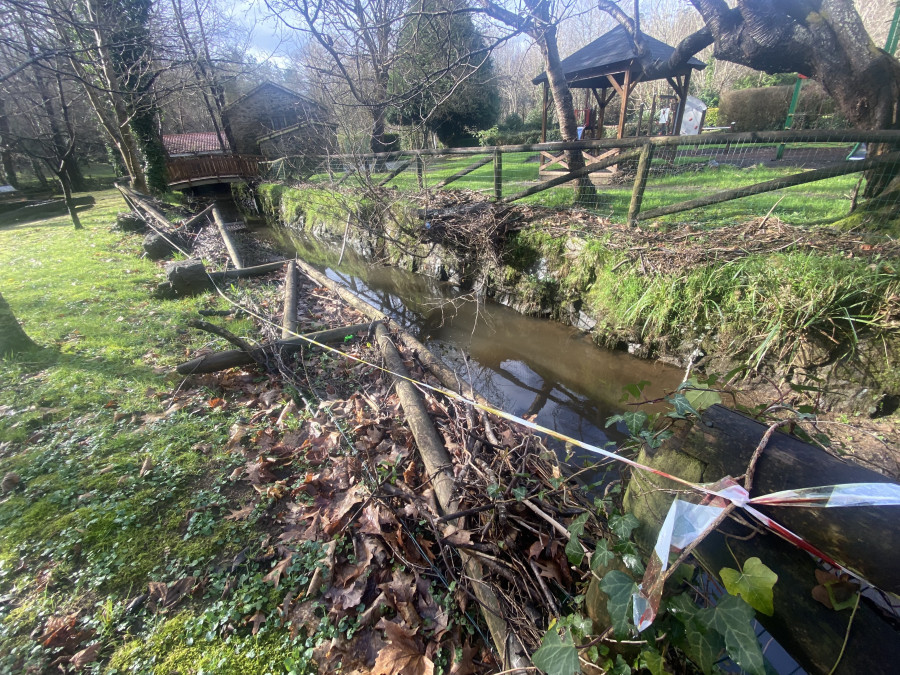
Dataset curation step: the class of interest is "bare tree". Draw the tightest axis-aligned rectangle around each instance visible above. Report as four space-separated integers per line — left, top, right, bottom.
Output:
479 0 595 201
264 0 408 154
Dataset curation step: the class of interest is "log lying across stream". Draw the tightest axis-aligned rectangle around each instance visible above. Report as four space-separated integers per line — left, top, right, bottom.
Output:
628 406 900 675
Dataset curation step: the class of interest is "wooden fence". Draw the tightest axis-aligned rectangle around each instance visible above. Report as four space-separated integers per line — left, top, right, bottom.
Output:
263 129 900 223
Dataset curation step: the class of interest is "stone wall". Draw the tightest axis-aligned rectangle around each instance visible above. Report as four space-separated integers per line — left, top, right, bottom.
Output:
223 84 328 155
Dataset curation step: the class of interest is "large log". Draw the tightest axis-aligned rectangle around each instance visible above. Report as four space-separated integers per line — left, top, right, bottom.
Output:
176 323 373 375
159 259 289 297
212 204 244 269
627 405 900 675
374 323 530 670
669 405 899 591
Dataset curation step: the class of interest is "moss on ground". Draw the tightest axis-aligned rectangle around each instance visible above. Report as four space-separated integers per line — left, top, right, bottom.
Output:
0 191 310 672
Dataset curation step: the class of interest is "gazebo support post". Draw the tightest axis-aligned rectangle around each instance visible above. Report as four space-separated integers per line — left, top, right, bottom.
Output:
672 70 692 136
592 89 613 139
616 68 632 139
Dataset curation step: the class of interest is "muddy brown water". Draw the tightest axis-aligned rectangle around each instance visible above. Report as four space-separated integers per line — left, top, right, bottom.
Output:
260 227 684 466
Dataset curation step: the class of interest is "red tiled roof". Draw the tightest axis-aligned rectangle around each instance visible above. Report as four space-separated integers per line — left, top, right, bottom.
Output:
162 132 231 155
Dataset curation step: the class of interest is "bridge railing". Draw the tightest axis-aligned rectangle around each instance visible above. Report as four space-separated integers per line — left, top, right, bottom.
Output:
166 154 263 187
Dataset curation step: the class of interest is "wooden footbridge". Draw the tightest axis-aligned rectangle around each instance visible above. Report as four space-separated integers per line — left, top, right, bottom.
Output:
165 154 262 190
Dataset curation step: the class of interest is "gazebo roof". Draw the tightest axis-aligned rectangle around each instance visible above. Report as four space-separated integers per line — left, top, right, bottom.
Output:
532 25 706 89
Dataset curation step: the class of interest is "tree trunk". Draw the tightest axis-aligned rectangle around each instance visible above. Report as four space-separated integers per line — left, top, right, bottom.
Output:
84 0 149 193
0 100 18 188
691 1 900 197
520 0 595 203
0 291 36 355
57 168 83 230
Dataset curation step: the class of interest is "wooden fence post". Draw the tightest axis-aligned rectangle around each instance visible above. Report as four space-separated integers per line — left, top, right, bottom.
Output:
628 142 655 225
493 147 502 201
416 154 425 189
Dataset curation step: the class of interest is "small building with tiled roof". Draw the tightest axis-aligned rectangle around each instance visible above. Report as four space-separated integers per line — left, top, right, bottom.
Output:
162 132 231 157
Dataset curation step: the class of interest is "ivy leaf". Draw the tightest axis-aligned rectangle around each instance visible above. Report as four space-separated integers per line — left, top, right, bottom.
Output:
720 557 778 616
638 648 666 675
531 628 580 675
609 513 639 541
605 411 648 437
708 595 766 675
683 380 722 412
565 536 584 566
667 392 701 420
590 540 615 572
682 620 725 675
568 512 590 537
565 512 590 566
600 571 638 636
621 381 650 402
608 654 632 675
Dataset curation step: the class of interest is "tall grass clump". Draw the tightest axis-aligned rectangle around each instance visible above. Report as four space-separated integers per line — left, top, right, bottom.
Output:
586 250 899 364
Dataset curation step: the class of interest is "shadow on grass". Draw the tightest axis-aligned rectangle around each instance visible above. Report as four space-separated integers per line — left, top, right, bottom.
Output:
0 196 96 229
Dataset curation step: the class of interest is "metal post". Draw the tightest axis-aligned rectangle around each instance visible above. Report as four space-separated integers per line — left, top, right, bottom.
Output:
776 77 805 160
628 143 655 225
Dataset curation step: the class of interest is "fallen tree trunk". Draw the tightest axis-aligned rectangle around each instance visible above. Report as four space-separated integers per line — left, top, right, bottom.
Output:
212 204 244 269
282 261 298 340
373 323 530 671
117 185 179 233
627 405 900 675
176 323 372 375
160 259 289 297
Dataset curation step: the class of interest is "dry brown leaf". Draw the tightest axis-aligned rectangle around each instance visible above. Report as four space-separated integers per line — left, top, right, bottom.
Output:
139 456 153 477
70 643 101 670
247 611 266 635
373 620 434 675
40 614 80 649
148 576 196 610
263 554 294 587
224 423 249 453
226 504 255 521
448 643 479 675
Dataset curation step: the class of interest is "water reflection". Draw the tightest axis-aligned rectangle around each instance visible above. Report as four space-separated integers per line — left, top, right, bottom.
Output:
261 228 683 459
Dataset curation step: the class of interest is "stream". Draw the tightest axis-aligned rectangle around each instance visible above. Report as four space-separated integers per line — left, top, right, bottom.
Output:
256 226 815 675
260 226 684 466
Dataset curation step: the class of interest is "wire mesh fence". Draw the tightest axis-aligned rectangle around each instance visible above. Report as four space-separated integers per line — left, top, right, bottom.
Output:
261 130 900 229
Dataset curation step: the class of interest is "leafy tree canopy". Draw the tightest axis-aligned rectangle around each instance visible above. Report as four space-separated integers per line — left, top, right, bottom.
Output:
389 0 500 146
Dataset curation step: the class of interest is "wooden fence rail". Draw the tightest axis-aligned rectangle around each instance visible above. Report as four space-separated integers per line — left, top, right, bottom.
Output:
262 129 900 223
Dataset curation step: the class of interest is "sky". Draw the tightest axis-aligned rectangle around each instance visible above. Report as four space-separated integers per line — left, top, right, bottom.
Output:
234 0 295 68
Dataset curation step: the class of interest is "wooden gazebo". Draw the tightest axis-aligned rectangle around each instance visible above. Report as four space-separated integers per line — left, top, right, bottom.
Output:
532 26 705 179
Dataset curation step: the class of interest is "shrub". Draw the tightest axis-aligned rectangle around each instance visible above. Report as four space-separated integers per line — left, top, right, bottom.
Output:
705 107 718 127
718 82 838 132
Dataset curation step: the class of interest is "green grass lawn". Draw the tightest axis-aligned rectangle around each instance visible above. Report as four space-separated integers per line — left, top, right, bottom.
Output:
0 192 314 672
